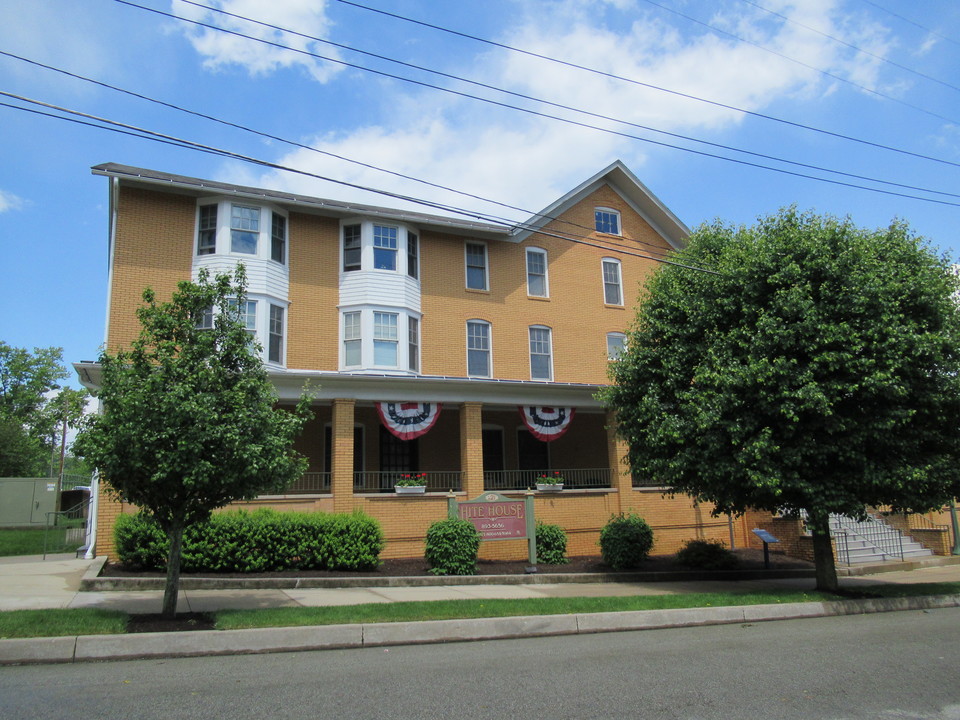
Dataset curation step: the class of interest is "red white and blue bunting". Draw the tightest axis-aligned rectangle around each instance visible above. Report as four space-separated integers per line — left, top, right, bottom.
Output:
376 402 443 441
518 406 575 442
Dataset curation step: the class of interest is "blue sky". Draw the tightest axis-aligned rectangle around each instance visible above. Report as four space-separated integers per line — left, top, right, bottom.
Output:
1 0 959 391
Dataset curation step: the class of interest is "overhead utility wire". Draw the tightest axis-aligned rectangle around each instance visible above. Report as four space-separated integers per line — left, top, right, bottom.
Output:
0 51 674 262
111 1 960 206
333 0 960 170
169 0 960 200
857 0 960 49
0 91 714 272
739 0 960 94
638 0 960 126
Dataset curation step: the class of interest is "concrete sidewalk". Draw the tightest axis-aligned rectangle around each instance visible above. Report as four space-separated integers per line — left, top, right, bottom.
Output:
2 554 960 665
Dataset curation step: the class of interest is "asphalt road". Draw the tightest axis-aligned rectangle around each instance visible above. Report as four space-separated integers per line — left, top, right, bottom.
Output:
3 608 960 720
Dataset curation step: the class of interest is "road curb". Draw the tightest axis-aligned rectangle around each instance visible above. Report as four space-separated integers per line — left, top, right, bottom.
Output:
3 593 959 666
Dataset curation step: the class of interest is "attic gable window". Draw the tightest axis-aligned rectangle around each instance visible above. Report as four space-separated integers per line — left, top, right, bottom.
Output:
595 208 621 235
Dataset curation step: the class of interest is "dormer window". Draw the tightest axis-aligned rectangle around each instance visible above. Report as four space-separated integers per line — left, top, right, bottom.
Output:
595 208 621 235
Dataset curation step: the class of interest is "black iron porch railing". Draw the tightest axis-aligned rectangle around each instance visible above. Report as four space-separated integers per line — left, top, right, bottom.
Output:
279 472 331 494
484 468 613 491
354 471 463 493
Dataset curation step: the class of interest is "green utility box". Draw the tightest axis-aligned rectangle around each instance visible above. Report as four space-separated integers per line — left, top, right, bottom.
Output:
0 478 58 526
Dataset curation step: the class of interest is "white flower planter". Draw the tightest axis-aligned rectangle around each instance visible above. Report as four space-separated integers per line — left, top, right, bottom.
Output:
536 483 563 492
395 485 427 495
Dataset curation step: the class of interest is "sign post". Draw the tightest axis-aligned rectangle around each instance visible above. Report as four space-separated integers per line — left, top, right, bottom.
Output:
449 491 536 565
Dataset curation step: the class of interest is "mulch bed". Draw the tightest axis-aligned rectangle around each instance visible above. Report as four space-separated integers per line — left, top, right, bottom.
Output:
102 547 812 580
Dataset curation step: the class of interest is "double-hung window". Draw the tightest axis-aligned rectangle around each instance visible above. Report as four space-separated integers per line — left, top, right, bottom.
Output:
465 243 488 290
602 258 623 305
271 214 286 264
467 320 491 377
228 299 258 342
343 311 361 367
197 205 217 255
373 312 399 366
373 225 398 271
343 224 361 272
595 208 621 235
607 332 626 360
407 233 419 279
195 304 214 330
529 326 553 381
408 317 420 373
526 248 548 297
268 305 284 363
231 204 260 254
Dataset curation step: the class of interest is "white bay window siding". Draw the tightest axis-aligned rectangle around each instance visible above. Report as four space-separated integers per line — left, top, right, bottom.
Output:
339 220 422 311
340 308 422 374
192 198 289 302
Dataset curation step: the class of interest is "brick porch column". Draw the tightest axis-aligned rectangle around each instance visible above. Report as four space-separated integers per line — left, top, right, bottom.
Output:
460 402 484 499
331 398 356 512
606 411 633 512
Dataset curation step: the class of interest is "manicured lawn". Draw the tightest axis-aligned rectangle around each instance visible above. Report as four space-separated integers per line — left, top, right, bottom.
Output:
1 582 958 639
0 525 83 557
0 609 127 639
213 589 831 630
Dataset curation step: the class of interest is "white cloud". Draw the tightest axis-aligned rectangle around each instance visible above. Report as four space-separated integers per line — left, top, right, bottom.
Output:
0 190 25 213
172 0 342 82
232 0 904 222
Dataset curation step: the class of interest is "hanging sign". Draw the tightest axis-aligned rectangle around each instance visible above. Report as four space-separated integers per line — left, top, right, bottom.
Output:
377 402 442 440
518 406 575 442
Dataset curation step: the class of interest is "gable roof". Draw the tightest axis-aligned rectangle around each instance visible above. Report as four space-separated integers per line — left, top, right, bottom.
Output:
512 160 689 250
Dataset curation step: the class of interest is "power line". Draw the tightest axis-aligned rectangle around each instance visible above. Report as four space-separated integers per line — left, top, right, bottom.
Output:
109 0 960 205
738 0 960 94
0 91 718 273
857 0 960 49
167 0 960 201
638 0 960 126
0 50 678 262
333 0 960 169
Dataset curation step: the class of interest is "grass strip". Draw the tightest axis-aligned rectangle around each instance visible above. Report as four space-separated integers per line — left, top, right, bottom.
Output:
0 527 83 557
0 609 127 639
214 589 832 630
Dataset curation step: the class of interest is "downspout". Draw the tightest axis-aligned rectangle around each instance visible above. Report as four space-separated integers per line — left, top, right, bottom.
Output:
84 175 119 559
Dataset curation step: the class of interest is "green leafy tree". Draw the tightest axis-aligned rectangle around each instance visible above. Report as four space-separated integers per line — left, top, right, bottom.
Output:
74 267 310 616
603 209 960 592
0 342 88 476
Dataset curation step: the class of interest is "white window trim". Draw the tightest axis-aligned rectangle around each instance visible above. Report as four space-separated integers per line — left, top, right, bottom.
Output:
340 308 421 373
606 331 627 360
465 241 489 291
194 198 288 265
602 257 623 306
466 319 493 378
525 247 549 298
528 325 553 381
339 219 420 278
595 207 622 236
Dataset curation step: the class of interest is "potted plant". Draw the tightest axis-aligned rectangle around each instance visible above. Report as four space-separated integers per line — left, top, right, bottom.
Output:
535 472 564 492
395 473 428 494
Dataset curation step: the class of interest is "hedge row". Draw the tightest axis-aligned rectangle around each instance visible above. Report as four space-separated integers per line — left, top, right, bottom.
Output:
114 509 384 572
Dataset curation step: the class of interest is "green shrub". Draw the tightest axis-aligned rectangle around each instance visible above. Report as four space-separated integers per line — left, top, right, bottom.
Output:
113 509 384 572
599 513 654 570
424 518 481 575
113 513 168 570
535 522 568 565
675 538 739 570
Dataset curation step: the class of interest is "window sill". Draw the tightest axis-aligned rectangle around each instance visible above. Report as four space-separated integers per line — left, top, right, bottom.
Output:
603 303 625 310
527 295 550 302
465 287 490 295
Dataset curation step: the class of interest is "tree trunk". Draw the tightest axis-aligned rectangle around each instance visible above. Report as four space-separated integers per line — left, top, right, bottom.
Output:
807 510 839 593
161 521 185 618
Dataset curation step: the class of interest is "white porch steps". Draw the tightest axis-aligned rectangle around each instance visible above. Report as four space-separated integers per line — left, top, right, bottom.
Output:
829 514 934 565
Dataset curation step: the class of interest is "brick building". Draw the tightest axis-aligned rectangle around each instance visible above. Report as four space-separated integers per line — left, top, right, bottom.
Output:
77 161 755 560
